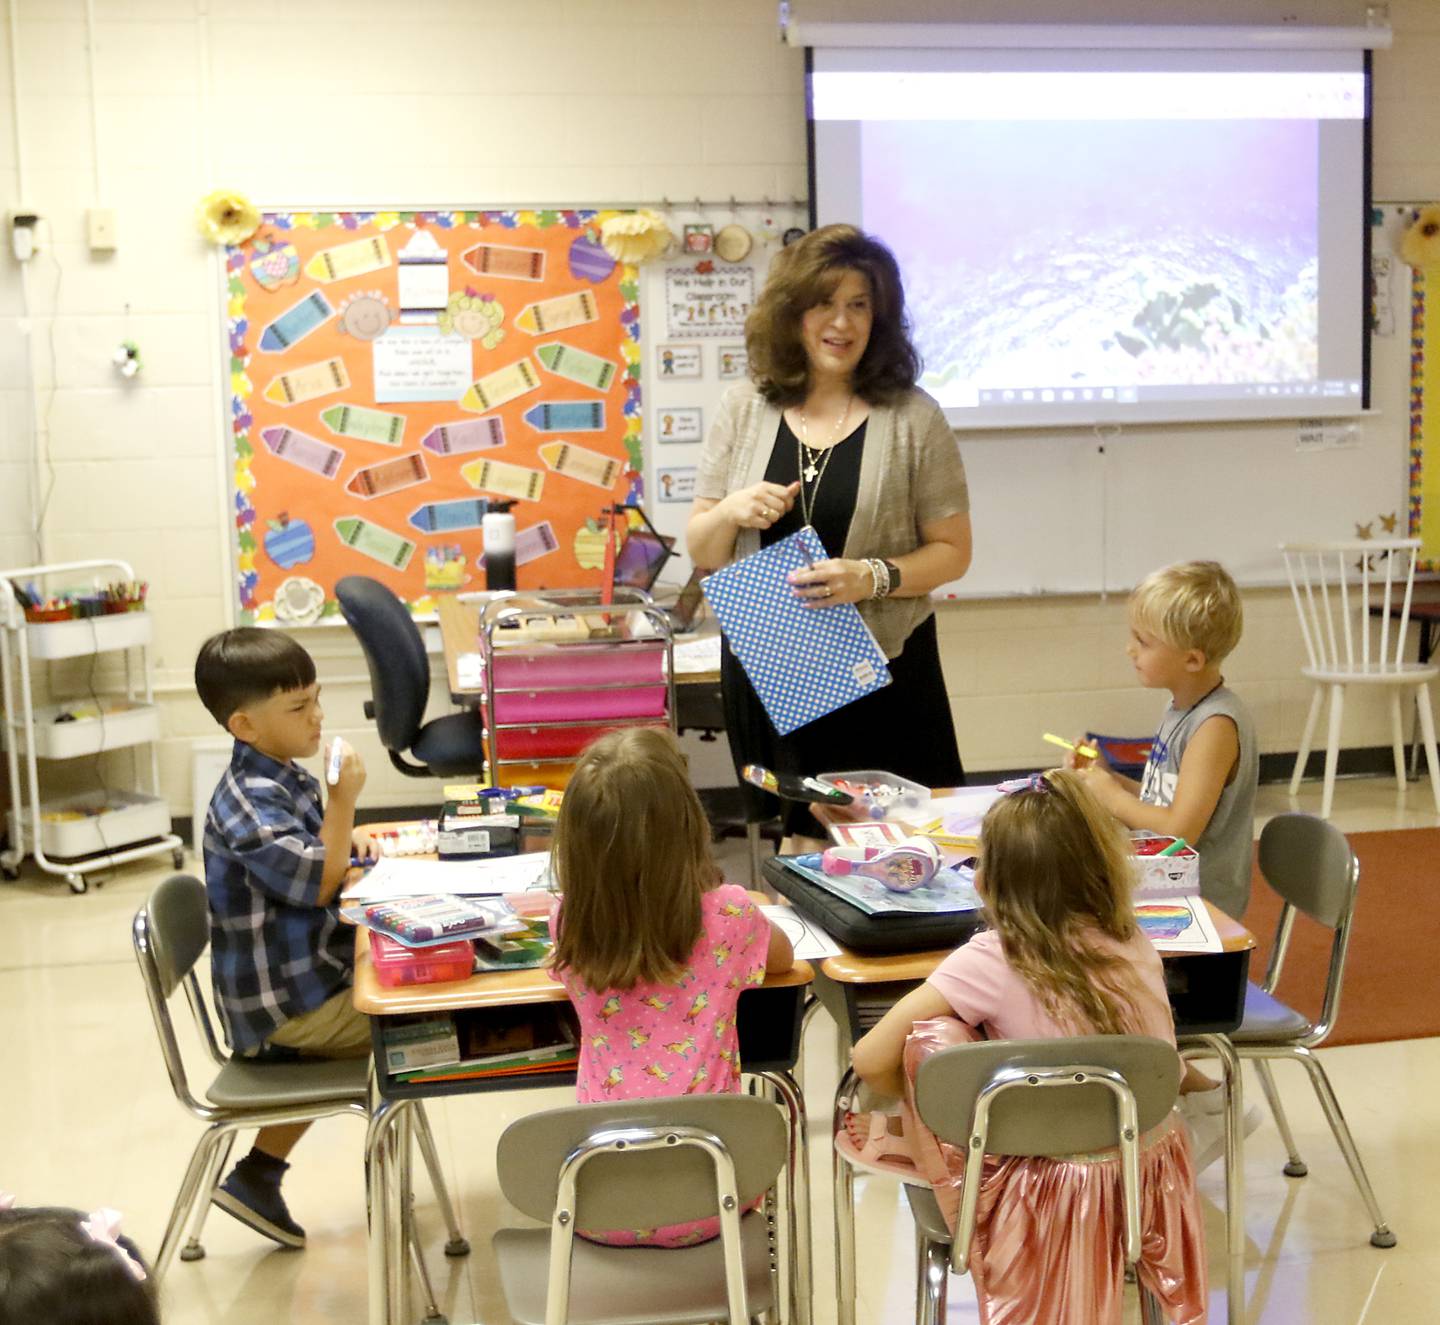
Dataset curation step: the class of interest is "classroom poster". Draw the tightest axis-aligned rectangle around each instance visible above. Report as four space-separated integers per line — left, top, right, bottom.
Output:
224 210 643 623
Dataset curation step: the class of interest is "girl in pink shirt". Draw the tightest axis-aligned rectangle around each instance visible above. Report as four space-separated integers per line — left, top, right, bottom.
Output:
550 727 793 1247
849 770 1206 1324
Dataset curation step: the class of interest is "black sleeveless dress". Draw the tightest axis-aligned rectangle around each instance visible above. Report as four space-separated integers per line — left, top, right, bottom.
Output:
719 416 964 837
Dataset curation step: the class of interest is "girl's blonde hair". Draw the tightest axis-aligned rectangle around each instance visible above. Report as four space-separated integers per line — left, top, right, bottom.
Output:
979 770 1145 1036
550 727 716 991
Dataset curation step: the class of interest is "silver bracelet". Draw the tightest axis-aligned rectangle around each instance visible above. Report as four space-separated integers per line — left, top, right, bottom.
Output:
866 558 889 600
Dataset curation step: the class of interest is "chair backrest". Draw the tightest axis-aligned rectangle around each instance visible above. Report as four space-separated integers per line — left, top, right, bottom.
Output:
1256 812 1359 1041
132 874 228 1116
914 1036 1180 1276
1281 539 1421 675
496 1094 786 1229
913 1035 1180 1157
335 574 430 751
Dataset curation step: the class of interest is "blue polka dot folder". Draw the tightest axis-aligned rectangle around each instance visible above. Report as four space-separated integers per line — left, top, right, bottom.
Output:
700 526 892 735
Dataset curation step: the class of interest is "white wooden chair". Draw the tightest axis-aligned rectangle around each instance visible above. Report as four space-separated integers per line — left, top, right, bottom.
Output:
1282 539 1440 819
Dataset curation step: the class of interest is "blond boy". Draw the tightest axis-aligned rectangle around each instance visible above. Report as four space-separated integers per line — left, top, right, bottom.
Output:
1076 560 1258 919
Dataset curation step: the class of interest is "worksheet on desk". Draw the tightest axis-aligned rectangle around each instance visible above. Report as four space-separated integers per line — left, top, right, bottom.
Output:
760 905 843 961
344 852 552 901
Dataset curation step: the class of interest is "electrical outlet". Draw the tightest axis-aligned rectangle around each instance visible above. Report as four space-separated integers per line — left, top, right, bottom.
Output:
87 207 118 252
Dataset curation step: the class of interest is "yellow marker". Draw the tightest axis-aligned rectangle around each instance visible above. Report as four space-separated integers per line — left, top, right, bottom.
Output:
515 289 598 335
459 457 546 502
263 357 350 405
303 235 391 283
538 440 620 490
1043 732 1100 761
459 358 541 413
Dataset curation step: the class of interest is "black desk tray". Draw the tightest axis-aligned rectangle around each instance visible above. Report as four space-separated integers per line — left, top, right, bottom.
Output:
763 856 985 956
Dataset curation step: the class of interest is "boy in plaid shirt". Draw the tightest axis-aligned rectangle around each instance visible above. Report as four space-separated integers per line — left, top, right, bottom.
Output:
195 628 373 1249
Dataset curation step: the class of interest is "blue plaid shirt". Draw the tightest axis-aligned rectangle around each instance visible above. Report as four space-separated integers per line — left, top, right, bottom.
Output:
203 740 353 1053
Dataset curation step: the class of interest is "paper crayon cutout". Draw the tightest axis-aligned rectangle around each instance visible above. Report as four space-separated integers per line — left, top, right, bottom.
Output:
421 417 507 456
459 358 541 413
304 235 391 283
321 403 406 447
261 426 344 479
538 441 621 490
250 237 300 290
568 233 616 285
459 242 546 282
409 497 490 533
264 357 350 406
535 342 616 392
259 291 335 352
514 289 598 336
345 452 430 499
397 230 449 321
459 458 546 502
523 401 606 432
334 516 415 570
478 520 559 568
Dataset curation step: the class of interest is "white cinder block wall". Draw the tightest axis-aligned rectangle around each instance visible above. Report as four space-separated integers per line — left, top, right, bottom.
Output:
0 0 1437 813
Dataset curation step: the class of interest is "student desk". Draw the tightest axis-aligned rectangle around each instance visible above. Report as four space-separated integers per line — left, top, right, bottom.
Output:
760 849 1256 1325
434 594 724 733
349 877 814 1325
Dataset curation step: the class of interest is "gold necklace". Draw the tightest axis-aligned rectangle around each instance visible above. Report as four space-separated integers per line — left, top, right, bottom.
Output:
796 395 852 526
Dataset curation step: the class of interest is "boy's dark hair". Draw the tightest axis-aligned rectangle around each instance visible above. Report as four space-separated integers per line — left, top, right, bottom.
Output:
0 1206 159 1325
194 627 317 729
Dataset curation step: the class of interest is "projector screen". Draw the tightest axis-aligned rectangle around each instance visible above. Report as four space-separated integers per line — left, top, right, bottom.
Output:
809 45 1371 429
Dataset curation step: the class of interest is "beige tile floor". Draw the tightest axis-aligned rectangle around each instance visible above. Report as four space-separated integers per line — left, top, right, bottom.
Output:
1 773 1437 1324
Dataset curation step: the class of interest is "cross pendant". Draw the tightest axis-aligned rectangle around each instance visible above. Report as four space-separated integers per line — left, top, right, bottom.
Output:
803 462 819 482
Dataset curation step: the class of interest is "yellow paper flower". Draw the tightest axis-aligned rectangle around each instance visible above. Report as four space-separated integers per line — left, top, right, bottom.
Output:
197 189 261 245
600 209 672 264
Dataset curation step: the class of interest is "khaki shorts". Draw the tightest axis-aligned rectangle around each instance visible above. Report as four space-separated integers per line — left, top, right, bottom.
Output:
266 985 372 1059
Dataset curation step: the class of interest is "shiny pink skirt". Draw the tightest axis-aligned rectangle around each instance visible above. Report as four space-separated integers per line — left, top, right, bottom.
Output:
900 1017 1208 1325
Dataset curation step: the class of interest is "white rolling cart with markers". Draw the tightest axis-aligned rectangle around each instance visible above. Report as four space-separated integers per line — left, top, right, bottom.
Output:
1 559 185 893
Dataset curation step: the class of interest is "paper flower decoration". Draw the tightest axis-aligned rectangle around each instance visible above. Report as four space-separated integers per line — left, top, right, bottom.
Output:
196 189 260 245
1399 205 1440 270
600 210 671 264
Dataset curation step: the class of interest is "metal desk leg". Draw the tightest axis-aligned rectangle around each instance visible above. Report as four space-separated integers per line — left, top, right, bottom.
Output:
366 1098 407 1325
1184 1035 1245 1325
755 1069 812 1325
833 1067 859 1325
399 1105 445 1324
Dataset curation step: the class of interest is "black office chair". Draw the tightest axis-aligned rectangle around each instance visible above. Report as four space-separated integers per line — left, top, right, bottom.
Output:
335 575 487 778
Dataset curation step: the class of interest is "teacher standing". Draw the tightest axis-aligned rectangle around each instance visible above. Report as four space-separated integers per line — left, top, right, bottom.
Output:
687 224 972 849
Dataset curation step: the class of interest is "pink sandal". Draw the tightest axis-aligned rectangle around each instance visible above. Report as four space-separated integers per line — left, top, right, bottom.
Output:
835 1111 926 1184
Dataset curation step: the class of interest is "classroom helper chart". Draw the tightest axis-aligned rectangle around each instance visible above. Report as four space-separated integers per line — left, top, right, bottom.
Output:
225 211 644 623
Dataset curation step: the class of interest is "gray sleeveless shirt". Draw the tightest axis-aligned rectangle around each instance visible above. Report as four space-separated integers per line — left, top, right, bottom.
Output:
1138 685 1258 918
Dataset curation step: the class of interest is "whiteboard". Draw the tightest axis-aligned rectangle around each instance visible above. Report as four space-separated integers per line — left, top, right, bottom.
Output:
940 204 1415 597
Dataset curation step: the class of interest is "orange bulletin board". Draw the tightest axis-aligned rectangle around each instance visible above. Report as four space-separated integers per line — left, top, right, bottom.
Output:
225 210 642 625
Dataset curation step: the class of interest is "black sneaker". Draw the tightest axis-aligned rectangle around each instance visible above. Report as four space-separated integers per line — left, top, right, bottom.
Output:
212 1157 306 1249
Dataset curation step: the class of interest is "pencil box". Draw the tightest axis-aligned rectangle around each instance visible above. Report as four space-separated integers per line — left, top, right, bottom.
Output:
761 857 986 956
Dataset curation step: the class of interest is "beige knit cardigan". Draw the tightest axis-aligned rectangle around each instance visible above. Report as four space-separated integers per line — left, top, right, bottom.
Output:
694 381 970 660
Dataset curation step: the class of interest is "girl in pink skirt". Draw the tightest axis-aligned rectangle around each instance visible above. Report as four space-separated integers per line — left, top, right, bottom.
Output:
847 770 1207 1324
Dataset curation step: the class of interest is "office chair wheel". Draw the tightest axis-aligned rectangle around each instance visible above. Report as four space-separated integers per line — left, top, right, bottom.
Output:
172 847 186 869
444 1235 471 1257
66 873 87 894
1 863 19 881
1283 1159 1309 1178
1371 1228 1398 1249
179 1242 206 1262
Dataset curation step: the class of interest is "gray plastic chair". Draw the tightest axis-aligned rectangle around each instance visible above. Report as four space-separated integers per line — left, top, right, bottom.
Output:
906 1035 1184 1325
492 1094 787 1325
1230 812 1396 1248
132 873 468 1294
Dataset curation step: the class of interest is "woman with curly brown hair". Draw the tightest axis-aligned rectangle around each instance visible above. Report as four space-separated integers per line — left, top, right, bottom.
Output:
687 225 972 848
